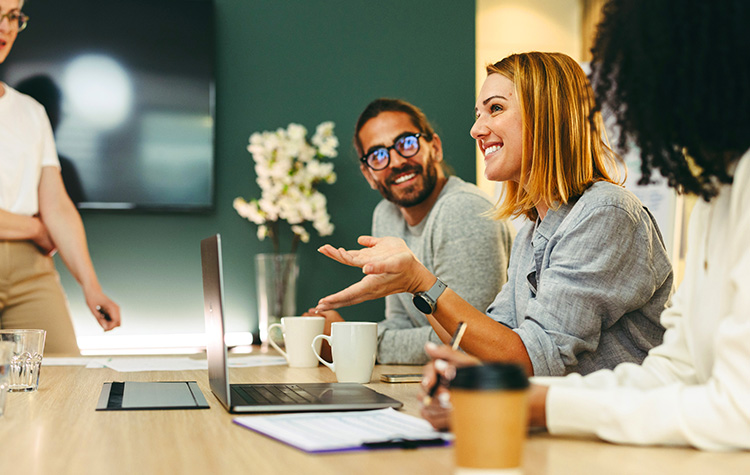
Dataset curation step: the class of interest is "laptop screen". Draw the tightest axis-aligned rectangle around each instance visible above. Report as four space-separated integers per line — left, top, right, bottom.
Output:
200 234 231 409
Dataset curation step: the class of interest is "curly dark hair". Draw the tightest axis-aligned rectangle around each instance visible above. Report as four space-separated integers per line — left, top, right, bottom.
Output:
589 0 750 200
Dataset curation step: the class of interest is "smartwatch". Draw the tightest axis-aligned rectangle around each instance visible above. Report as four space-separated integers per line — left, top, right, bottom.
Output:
412 277 447 314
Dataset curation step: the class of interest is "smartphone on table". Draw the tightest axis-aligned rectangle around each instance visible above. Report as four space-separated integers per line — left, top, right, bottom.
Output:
380 373 423 383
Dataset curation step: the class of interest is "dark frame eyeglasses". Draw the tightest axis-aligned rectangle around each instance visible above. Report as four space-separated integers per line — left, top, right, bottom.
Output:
360 133 423 171
0 10 29 32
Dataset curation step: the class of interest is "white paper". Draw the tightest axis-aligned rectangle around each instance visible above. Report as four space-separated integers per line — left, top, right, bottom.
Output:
97 357 208 372
227 355 287 368
42 357 107 367
234 408 452 453
65 354 289 372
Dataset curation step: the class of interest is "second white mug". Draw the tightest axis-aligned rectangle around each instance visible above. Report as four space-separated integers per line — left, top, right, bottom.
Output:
267 316 325 368
311 322 377 383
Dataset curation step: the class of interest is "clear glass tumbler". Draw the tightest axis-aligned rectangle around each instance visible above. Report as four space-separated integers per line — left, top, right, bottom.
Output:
0 329 47 392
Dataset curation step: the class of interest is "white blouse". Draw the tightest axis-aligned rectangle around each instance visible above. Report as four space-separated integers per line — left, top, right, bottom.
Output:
536 148 750 451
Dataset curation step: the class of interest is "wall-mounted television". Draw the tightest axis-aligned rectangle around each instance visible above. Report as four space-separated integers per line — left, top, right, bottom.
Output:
0 0 214 211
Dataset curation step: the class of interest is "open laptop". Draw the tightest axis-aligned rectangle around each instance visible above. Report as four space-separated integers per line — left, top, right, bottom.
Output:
200 234 403 413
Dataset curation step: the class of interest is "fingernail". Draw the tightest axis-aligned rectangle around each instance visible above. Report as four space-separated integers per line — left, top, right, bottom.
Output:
421 377 429 387
445 366 456 381
434 359 448 371
362 265 370 274
425 341 438 351
438 392 451 408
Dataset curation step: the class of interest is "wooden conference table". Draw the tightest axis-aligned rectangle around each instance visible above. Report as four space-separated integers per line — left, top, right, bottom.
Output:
1 351 748 475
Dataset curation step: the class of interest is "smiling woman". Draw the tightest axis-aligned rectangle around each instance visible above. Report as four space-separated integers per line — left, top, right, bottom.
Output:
0 0 23 63
476 53 621 222
316 51 674 380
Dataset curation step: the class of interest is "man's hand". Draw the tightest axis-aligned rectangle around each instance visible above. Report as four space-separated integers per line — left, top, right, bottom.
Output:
302 308 344 362
316 236 433 311
419 342 481 431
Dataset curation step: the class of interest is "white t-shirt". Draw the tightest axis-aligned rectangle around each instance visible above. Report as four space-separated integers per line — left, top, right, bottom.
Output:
0 83 61 216
535 148 750 451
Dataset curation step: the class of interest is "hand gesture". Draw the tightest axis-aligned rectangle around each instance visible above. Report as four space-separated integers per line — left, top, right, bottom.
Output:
316 235 432 311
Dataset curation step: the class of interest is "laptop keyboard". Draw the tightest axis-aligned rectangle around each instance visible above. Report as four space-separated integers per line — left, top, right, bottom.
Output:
234 384 317 405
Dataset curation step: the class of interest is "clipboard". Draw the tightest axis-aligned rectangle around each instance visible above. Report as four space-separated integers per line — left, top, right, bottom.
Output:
96 381 210 411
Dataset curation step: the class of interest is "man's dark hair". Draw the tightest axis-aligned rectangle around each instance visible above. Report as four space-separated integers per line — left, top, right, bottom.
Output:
589 0 750 200
353 98 436 156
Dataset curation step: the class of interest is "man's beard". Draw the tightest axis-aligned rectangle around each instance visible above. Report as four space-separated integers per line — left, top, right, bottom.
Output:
375 153 439 208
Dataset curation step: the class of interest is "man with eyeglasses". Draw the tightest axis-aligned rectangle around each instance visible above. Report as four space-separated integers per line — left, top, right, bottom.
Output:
0 0 121 354
311 98 512 364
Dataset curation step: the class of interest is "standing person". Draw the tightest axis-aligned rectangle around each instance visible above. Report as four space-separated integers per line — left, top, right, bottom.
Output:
422 0 750 451
316 52 673 377
0 0 120 354
311 99 512 364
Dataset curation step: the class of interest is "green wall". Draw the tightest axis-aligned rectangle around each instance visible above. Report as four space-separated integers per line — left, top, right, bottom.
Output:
56 0 477 342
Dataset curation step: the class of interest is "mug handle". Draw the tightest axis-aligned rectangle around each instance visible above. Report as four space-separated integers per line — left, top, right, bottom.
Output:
266 323 288 361
311 334 335 372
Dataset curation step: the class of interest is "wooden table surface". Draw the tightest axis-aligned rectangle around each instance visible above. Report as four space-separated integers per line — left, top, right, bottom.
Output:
1 352 748 475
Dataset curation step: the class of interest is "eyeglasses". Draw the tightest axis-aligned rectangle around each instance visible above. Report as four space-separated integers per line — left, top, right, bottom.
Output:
0 10 29 32
360 133 422 171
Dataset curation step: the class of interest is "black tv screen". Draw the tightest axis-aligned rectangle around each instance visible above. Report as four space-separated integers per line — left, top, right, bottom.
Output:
0 0 214 211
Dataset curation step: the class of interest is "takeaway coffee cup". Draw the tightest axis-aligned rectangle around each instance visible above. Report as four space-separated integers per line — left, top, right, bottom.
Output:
450 363 529 475
311 322 377 383
267 316 325 368
0 329 47 392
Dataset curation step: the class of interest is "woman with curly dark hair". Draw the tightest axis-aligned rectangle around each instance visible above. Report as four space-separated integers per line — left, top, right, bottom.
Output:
421 0 750 451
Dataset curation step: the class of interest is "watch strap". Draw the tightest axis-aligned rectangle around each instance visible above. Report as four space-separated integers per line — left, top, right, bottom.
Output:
413 277 447 314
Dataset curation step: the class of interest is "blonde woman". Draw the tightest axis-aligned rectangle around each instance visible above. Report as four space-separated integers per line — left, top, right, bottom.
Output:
316 52 672 377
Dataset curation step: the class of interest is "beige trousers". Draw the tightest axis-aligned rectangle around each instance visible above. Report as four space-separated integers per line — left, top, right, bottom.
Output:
0 241 80 355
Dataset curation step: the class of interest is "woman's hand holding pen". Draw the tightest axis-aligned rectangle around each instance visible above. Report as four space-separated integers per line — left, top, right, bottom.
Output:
316 236 434 311
85 288 121 331
419 341 480 431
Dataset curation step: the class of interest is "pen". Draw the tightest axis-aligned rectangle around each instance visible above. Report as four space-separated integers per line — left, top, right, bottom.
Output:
361 437 449 450
422 321 467 406
96 305 112 322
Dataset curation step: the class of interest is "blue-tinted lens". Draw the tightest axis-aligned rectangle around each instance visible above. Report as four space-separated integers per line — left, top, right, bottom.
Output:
396 135 419 156
367 148 390 169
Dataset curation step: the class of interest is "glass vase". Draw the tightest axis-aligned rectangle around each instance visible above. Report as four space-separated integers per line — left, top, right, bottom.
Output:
255 253 298 346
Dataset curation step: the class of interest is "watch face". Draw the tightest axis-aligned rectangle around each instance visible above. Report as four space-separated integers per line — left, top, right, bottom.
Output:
413 294 433 314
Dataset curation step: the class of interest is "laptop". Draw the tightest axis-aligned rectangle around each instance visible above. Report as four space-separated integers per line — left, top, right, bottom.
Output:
200 234 403 413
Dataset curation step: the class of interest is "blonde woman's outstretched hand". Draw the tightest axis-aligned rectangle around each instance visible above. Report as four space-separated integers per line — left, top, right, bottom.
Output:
316 235 434 311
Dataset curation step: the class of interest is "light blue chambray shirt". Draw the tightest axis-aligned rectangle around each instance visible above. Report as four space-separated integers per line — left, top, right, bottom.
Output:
487 181 674 376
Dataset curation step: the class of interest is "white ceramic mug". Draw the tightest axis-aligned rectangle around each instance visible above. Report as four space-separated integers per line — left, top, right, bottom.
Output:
267 316 325 368
311 322 377 383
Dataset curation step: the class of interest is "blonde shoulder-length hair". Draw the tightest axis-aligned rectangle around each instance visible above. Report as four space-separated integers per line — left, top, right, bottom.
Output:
488 52 623 221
